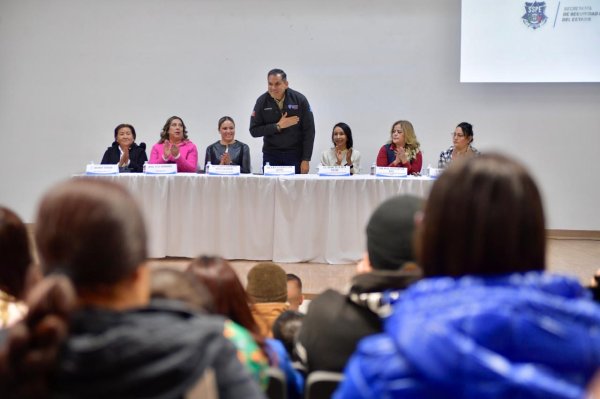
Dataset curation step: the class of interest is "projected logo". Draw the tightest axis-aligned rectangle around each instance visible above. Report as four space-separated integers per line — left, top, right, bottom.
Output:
522 2 548 29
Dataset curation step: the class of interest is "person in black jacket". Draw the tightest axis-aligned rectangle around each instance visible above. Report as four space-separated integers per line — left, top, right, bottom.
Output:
297 195 422 373
0 179 264 399
250 69 315 174
101 123 148 172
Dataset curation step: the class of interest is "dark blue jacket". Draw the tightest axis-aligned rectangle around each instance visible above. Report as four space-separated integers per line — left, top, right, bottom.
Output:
250 88 315 161
335 272 600 399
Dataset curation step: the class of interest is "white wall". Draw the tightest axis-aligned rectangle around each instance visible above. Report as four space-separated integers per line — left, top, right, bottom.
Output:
1 0 599 229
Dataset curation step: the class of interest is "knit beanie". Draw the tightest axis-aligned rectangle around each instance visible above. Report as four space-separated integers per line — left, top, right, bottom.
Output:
246 262 288 303
366 195 422 271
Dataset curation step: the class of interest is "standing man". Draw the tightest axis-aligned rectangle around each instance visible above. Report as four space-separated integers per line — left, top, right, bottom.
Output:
250 69 315 174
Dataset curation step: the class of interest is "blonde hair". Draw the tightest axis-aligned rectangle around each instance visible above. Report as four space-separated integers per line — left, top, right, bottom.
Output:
390 120 420 161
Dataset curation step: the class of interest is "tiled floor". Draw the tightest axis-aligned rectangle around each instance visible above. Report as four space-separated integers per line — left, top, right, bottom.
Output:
150 238 600 296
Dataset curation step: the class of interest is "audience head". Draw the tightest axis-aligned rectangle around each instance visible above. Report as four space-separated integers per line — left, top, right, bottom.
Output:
286 273 304 311
272 310 304 362
0 178 147 398
331 122 353 150
365 195 422 272
389 120 419 150
246 262 287 304
186 256 257 331
417 153 545 277
0 207 33 300
150 268 214 313
113 123 137 142
160 116 188 143
35 178 147 290
0 274 75 398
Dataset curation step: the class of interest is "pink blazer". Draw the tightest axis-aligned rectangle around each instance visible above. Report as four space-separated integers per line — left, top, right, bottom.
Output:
149 140 198 173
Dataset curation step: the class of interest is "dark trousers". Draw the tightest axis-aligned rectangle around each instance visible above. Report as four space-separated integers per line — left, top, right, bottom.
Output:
263 151 302 174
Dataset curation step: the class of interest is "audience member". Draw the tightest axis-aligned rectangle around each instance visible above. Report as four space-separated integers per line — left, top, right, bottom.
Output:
297 195 422 374
100 123 148 173
320 122 361 174
0 179 263 398
186 256 269 389
149 116 198 172
188 256 303 399
150 267 214 313
376 120 422 174
335 154 600 399
589 271 600 302
286 273 304 312
247 262 290 338
272 310 304 363
438 121 480 168
0 207 33 328
205 116 251 173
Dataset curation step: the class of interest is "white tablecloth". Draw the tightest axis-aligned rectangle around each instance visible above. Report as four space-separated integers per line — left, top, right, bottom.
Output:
88 174 434 264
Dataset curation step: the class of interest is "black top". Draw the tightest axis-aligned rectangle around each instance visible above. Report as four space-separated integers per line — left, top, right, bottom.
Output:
204 140 252 173
49 300 264 398
249 88 315 161
101 142 148 173
297 269 420 373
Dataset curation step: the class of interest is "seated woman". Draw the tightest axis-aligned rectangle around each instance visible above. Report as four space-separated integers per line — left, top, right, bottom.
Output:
0 207 34 328
100 123 148 173
0 179 262 398
187 256 304 399
376 120 422 175
438 121 480 168
205 116 251 173
320 122 361 174
149 116 198 172
335 154 600 399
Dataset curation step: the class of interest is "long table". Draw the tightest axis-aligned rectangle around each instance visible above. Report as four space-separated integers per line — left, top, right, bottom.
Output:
89 174 435 264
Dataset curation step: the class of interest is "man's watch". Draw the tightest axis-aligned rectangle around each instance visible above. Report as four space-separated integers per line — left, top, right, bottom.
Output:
276 123 281 132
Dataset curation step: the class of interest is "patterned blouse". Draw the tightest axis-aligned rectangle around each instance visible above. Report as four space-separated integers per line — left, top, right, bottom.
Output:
438 145 480 168
223 320 269 389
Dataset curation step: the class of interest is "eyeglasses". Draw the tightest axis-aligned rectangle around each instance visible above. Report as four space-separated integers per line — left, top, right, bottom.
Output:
451 132 466 138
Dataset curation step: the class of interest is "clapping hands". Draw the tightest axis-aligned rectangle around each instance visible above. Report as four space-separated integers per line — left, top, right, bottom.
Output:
119 145 130 167
394 148 408 165
335 148 353 166
163 141 180 159
220 152 231 165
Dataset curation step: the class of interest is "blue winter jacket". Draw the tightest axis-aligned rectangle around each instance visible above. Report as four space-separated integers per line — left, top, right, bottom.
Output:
334 272 600 399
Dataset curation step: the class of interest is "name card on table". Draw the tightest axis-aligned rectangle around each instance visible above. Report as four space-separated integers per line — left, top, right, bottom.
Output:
207 164 240 176
144 164 178 175
264 165 295 176
375 167 408 178
428 167 443 178
85 164 119 175
318 165 351 176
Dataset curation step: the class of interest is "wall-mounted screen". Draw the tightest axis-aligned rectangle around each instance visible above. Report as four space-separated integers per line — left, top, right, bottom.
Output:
461 0 600 82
